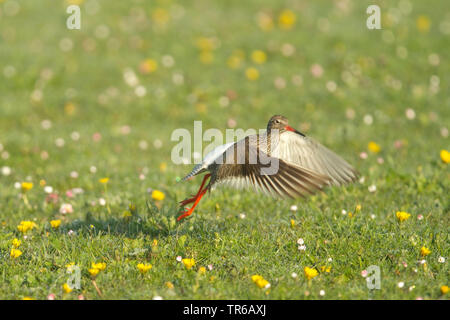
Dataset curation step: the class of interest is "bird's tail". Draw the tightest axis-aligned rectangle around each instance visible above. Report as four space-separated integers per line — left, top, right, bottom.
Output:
181 164 205 181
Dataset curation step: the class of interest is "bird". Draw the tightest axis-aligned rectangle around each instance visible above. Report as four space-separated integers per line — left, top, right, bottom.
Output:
178 115 359 221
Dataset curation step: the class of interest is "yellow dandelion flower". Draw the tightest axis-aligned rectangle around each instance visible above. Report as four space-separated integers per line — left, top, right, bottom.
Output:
10 248 23 259
39 179 46 187
22 296 34 300
64 102 76 115
441 285 449 295
245 67 259 81
50 219 61 229
63 283 73 293
152 239 158 247
356 204 362 212
251 275 270 289
196 37 216 51
420 246 431 256
17 221 37 233
166 281 174 289
92 262 106 271
198 266 206 274
151 190 165 201
279 10 296 30
137 263 152 274
368 141 381 153
21 182 33 192
140 59 158 74
12 238 21 248
440 150 450 164
396 211 411 222
320 266 332 273
88 268 100 277
416 15 431 33
304 267 319 280
251 50 267 64
290 219 295 227
99 177 109 184
159 162 167 172
182 258 196 270
152 8 170 26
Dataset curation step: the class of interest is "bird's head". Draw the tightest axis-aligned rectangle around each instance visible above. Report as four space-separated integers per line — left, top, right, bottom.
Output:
267 115 304 136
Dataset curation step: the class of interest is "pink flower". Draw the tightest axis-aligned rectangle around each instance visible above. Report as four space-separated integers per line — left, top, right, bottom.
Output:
310 64 324 78
78 294 85 300
66 190 74 198
361 270 368 278
417 214 424 220
60 203 73 214
46 193 59 204
47 293 55 300
92 132 102 142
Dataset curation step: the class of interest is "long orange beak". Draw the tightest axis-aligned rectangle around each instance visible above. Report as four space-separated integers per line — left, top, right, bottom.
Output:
285 125 305 137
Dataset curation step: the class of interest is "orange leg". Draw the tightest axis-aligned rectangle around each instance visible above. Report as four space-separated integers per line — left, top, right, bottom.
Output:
177 189 207 221
179 174 210 207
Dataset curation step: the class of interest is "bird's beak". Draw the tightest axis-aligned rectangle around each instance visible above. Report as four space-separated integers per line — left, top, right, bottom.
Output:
285 125 305 136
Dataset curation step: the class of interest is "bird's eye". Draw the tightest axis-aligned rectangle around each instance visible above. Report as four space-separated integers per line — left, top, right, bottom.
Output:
275 119 280 123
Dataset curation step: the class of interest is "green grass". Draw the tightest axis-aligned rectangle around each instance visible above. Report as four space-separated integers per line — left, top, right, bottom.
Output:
0 0 449 299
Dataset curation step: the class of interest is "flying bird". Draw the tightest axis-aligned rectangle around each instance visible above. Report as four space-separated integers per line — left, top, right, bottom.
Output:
178 115 359 220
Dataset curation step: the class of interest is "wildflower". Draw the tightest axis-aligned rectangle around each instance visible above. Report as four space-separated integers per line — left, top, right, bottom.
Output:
166 282 174 289
92 262 106 271
245 67 259 81
198 266 206 274
182 258 196 270
78 294 85 300
297 238 304 245
99 177 109 184
256 12 274 31
139 59 158 74
290 219 295 227
59 203 73 214
10 248 23 258
420 246 431 256
319 290 325 296
63 283 72 294
21 182 33 192
416 15 431 33
47 293 55 300
320 266 331 273
441 285 449 295
151 190 165 201
251 50 267 64
17 221 37 233
438 257 445 263
440 149 450 164
137 263 152 274
298 245 306 251
176 256 182 262
304 267 318 280
278 9 296 30
291 272 298 278
22 297 34 300
12 238 21 248
361 270 368 277
50 220 61 229
396 211 411 222
368 141 381 153
290 205 298 211
398 282 405 288
368 185 377 193
417 214 424 220
88 268 100 277
251 275 270 289
153 296 163 300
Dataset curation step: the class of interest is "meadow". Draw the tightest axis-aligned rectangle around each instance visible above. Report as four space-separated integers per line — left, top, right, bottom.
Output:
0 0 448 300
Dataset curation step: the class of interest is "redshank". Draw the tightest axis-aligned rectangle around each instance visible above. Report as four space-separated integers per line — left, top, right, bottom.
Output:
178 115 359 220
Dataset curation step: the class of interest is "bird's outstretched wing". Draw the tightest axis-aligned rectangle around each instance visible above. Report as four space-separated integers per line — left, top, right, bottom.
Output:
212 138 331 199
271 131 359 186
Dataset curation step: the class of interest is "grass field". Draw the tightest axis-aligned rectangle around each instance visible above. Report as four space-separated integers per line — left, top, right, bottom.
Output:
0 0 449 300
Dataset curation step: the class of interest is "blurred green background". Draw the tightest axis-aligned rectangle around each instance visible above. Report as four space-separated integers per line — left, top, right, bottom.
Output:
0 0 448 300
